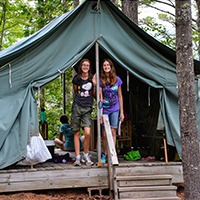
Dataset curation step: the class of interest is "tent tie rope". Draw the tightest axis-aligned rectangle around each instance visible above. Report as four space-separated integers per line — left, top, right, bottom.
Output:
58 69 63 74
38 87 41 108
148 86 150 106
97 0 101 13
9 63 12 88
127 71 129 92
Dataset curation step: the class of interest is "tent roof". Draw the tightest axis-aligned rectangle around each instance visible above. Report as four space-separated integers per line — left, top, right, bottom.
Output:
1 0 200 74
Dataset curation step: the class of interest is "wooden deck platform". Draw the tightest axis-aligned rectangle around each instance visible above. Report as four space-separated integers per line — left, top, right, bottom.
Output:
0 151 183 194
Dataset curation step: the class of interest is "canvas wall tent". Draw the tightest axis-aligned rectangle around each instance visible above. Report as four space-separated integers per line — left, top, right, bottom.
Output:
1 0 200 169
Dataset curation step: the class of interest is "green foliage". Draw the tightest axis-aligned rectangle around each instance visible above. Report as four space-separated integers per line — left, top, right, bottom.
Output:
139 0 158 6
138 0 177 50
24 0 73 35
39 68 74 140
0 0 33 50
140 16 176 49
193 29 200 58
138 0 199 58
158 13 175 25
0 0 74 49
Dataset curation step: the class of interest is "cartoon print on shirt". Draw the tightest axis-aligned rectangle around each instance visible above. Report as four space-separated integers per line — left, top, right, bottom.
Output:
103 84 118 109
80 82 92 97
82 82 92 90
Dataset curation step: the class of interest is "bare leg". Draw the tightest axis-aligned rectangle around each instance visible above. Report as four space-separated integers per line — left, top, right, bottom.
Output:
74 130 80 156
83 127 91 154
54 138 64 150
102 130 107 155
81 135 85 146
111 128 117 147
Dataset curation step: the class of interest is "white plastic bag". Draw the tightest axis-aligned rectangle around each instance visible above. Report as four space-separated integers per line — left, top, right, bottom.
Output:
18 133 52 165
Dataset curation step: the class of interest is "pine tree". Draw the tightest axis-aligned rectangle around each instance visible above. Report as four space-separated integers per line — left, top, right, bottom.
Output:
176 0 200 199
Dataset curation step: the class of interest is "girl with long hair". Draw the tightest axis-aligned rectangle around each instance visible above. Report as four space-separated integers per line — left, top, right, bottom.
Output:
100 58 124 163
71 59 96 166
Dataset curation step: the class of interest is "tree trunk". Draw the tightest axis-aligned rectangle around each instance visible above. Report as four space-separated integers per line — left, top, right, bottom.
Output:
73 0 79 8
38 0 45 113
195 0 200 60
122 0 138 24
0 2 6 51
175 1 200 199
39 87 45 109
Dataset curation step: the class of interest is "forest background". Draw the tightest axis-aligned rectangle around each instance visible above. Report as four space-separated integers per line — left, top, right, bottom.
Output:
0 0 199 140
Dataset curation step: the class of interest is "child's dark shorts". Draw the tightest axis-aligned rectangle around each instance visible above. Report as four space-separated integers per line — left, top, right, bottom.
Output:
70 104 92 132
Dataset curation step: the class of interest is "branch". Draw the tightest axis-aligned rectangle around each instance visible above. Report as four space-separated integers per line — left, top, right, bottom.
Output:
192 25 199 32
146 4 197 24
168 0 175 7
0 2 6 27
141 21 173 40
2 22 24 32
146 4 175 17
155 0 175 8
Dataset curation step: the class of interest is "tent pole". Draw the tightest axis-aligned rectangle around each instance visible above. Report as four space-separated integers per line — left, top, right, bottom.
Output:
63 73 66 114
95 42 101 163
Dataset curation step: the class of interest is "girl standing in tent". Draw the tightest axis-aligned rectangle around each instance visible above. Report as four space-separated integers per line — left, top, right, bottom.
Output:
100 58 124 163
71 59 96 166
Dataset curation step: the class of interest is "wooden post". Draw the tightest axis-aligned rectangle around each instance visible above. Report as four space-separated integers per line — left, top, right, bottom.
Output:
113 166 118 200
163 133 168 163
95 42 101 163
107 152 113 192
63 73 66 114
39 122 48 140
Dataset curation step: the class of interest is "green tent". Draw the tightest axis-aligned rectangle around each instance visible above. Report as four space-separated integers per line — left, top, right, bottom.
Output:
0 0 200 169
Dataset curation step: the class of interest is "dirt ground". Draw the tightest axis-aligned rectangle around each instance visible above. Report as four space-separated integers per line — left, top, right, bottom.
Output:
177 185 184 200
0 188 113 200
0 187 184 200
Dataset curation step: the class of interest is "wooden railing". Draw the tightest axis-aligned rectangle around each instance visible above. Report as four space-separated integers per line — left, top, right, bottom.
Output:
103 114 119 200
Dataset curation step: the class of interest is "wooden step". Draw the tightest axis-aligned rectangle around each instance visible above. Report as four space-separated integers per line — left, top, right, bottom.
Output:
118 185 177 199
117 174 172 187
121 197 181 200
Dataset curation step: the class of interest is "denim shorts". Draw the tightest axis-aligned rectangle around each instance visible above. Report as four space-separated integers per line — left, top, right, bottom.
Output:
70 104 92 132
102 110 119 131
